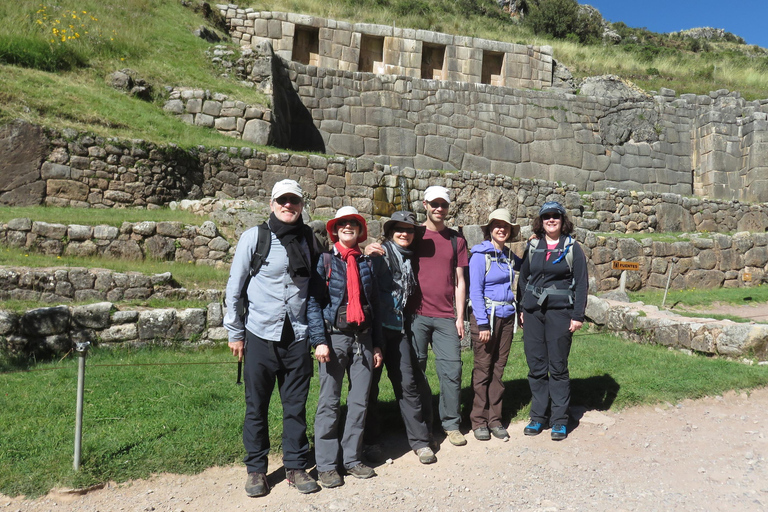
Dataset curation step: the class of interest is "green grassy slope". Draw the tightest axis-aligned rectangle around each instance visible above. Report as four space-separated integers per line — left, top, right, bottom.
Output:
1 0 766 144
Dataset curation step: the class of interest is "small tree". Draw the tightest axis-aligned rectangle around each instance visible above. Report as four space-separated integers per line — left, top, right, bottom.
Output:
525 0 579 39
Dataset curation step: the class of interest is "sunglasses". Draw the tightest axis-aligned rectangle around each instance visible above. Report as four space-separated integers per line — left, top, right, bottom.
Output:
428 201 450 210
541 213 562 220
393 227 415 234
274 195 302 205
339 219 360 228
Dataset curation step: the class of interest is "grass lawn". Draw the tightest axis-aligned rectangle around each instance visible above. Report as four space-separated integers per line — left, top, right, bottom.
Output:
2 330 768 497
0 206 204 227
630 284 768 308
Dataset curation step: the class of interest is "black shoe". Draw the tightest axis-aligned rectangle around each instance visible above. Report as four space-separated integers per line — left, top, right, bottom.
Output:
245 472 269 497
551 423 568 441
473 426 491 441
286 469 320 494
524 420 545 436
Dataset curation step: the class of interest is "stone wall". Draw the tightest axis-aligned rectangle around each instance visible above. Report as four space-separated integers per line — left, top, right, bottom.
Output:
163 87 273 145
10 123 768 236
585 296 768 359
549 229 768 293
0 301 227 359
217 8 553 90
1 218 232 268
0 265 222 304
271 59 768 202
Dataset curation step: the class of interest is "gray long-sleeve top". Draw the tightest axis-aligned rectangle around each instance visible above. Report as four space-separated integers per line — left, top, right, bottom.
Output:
223 225 312 343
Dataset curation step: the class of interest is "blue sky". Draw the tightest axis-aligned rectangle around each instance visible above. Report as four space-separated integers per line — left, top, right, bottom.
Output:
582 0 768 49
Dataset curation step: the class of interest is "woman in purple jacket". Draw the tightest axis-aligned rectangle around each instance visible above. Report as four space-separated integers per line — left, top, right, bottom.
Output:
468 209 521 442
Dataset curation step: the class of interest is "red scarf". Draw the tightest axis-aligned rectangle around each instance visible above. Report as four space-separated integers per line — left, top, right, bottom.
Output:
335 242 365 325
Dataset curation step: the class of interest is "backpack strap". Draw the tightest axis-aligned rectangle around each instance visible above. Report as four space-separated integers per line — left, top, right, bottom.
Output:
250 223 272 276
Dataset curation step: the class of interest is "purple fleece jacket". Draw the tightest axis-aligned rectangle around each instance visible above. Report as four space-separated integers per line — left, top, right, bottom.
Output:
468 240 516 330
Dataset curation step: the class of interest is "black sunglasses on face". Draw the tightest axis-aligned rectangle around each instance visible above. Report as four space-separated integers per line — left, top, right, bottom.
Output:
541 213 562 220
339 219 360 228
394 227 415 234
275 195 302 205
428 201 450 210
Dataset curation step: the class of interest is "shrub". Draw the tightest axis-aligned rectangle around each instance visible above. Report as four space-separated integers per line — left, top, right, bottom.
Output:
525 0 579 39
646 67 661 76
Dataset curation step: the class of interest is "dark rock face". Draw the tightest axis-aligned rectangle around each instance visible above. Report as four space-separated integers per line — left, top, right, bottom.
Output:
0 120 47 206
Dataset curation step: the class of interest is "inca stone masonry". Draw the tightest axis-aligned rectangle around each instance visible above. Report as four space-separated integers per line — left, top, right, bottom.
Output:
216 6 768 203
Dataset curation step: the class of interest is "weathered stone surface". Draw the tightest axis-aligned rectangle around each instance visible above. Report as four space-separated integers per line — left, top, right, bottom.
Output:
20 305 70 336
137 309 179 340
0 120 46 201
655 203 696 233
46 179 89 201
100 323 138 343
178 308 206 338
72 302 114 329
106 240 144 260
242 119 271 145
145 235 176 260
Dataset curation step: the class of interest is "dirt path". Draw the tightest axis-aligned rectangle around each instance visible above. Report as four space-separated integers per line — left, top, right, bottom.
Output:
4 386 768 512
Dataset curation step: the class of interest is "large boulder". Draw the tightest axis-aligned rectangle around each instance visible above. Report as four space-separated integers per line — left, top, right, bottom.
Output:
0 120 47 206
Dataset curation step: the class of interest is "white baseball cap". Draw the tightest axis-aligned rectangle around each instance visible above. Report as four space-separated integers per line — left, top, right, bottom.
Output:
423 186 451 203
271 179 303 201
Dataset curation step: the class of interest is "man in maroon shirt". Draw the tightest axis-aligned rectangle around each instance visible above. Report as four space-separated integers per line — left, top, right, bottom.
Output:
409 186 469 447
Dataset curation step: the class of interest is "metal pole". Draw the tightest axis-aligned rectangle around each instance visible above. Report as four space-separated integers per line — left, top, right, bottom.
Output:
661 258 678 309
74 341 90 471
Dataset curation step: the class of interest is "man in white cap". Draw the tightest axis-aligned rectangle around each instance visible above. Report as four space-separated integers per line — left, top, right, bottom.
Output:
224 179 321 497
410 185 469 447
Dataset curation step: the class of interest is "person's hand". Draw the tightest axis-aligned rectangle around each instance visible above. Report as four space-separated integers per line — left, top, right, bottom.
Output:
456 318 465 339
314 344 331 363
228 340 244 361
373 347 383 368
478 330 490 343
569 320 583 333
364 242 385 256
517 312 524 328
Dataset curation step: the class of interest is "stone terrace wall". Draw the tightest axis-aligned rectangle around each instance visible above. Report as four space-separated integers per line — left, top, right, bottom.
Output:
163 87 273 146
218 7 553 90
585 296 768 359
553 229 768 293
275 59 768 202
0 302 227 359
1 218 232 268
10 123 768 236
0 266 221 304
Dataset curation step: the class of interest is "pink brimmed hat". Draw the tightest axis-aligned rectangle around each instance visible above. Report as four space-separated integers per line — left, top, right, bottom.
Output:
326 206 368 243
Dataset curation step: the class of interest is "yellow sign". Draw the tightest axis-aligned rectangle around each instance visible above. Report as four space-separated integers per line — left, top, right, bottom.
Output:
612 260 640 271
744 272 752 282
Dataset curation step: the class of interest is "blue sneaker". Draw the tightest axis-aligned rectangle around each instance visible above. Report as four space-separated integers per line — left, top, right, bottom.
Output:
524 420 545 436
551 423 567 441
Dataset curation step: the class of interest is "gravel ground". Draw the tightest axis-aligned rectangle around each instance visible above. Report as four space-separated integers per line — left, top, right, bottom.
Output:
4 386 768 512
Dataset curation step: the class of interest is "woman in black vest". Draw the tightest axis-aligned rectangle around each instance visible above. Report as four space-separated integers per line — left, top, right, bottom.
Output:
517 201 588 441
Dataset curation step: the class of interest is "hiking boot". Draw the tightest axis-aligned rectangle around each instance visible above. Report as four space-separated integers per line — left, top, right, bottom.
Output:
285 469 320 494
524 420 545 436
446 429 467 446
415 446 437 464
551 423 568 441
490 425 510 441
473 426 491 441
318 469 343 488
244 472 269 497
363 443 385 463
345 463 376 479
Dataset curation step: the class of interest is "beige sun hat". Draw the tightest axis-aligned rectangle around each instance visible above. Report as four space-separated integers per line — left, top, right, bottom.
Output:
481 208 520 240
